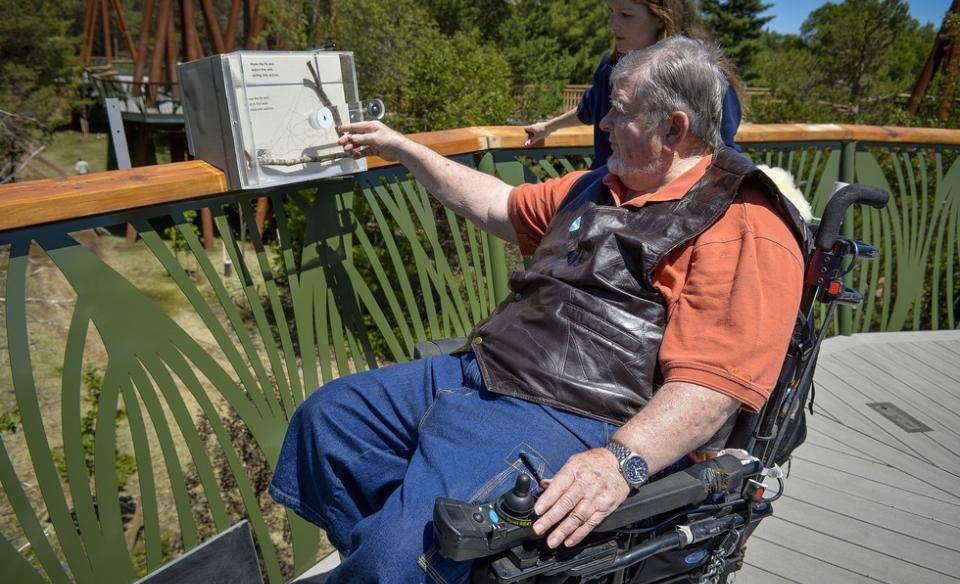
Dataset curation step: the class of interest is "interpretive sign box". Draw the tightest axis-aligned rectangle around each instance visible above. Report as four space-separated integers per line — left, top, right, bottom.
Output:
180 50 382 190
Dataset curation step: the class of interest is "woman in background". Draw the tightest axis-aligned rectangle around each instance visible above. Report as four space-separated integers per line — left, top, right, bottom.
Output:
524 0 742 168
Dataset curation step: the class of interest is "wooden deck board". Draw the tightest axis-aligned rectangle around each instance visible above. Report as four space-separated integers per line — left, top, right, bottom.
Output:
741 330 960 584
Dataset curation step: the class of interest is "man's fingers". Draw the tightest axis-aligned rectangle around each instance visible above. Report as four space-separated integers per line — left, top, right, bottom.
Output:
533 471 573 517
545 498 597 548
336 121 379 134
533 479 580 535
564 512 606 548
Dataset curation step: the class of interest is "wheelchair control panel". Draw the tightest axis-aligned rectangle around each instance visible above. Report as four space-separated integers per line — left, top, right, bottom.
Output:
435 453 770 582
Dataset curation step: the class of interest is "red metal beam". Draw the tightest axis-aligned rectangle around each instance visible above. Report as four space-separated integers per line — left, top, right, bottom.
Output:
224 0 242 52
131 0 155 97
199 0 226 54
109 0 138 62
166 10 179 98
100 0 113 63
180 0 200 61
148 0 172 106
907 0 960 116
82 0 100 66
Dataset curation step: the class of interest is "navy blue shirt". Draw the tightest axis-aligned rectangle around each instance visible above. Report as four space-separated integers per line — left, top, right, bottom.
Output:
576 52 742 169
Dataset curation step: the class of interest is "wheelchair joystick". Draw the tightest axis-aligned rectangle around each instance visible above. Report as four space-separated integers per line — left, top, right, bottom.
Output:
497 473 536 525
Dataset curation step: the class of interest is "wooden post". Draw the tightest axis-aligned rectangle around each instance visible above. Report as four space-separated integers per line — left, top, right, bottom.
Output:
131 0 155 97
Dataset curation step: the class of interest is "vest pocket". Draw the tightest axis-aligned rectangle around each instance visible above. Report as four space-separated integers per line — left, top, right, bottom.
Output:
559 302 646 353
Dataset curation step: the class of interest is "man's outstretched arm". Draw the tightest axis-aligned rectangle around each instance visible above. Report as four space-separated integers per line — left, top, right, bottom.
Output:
532 382 740 549
337 122 517 244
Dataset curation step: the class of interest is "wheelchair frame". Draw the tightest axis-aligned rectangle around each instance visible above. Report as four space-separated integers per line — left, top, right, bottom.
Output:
426 182 890 584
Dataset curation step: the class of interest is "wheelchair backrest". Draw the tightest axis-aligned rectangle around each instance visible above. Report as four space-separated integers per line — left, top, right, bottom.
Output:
725 182 889 467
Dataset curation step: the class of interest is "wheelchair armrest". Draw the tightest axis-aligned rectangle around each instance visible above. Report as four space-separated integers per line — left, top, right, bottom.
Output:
594 453 760 532
434 454 762 562
414 337 469 359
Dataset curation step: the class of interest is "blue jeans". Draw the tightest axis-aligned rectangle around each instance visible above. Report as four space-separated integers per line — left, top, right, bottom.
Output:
269 352 614 583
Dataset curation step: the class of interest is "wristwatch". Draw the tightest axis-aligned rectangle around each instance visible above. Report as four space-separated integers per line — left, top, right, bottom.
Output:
605 440 649 489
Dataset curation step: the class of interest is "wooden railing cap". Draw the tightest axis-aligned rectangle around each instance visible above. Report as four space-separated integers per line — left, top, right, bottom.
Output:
3 122 960 232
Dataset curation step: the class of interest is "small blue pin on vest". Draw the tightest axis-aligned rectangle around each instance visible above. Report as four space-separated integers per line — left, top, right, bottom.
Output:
569 216 582 233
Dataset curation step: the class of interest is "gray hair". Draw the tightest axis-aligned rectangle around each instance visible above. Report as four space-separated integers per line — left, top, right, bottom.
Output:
609 36 726 148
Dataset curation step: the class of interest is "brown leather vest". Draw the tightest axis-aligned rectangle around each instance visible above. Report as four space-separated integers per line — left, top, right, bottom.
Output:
468 148 807 439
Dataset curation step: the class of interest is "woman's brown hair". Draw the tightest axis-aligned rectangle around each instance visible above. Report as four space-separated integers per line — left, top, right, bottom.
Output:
628 0 743 101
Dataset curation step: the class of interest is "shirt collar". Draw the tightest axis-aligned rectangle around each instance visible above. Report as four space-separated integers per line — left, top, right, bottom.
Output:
602 155 714 208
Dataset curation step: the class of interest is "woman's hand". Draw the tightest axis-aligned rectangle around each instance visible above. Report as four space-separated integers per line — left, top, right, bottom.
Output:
523 121 552 146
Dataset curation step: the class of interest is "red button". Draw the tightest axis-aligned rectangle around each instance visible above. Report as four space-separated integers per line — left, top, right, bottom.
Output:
828 280 842 295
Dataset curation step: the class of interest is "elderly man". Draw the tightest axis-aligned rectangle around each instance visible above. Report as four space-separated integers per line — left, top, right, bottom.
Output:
270 37 805 583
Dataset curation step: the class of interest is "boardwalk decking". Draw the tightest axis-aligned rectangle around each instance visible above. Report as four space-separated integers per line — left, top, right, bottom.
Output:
295 330 960 583
740 330 960 584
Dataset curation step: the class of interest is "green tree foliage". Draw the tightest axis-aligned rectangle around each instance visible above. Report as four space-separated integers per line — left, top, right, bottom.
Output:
257 0 611 126
325 0 513 131
398 31 515 131
747 0 935 124
0 0 81 181
700 0 773 82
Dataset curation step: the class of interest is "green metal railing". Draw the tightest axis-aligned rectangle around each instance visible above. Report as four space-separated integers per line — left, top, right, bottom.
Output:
0 124 958 583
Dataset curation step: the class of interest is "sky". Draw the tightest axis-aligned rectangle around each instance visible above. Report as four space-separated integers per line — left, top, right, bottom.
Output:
763 0 950 34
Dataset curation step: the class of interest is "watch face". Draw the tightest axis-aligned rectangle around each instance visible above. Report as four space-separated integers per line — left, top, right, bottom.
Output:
622 456 648 486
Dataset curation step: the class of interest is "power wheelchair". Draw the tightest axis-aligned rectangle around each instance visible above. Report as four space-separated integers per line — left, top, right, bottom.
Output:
417 182 890 584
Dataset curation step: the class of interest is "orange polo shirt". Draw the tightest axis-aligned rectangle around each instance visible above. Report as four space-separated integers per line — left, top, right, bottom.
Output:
507 156 804 412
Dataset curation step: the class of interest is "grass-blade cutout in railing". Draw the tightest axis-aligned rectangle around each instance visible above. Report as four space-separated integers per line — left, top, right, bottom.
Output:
855 150 897 332
31 228 299 577
117 371 162 572
357 181 428 344
3 240 94 584
127 361 201 552
90 366 140 580
145 348 285 584
215 209 293 419
947 159 960 329
372 180 467 339
239 201 304 416
0 534 48 584
272 192 319 398
132 217 270 421
58 302 104 582
407 179 474 332
347 201 418 360
443 205 485 326
373 180 443 338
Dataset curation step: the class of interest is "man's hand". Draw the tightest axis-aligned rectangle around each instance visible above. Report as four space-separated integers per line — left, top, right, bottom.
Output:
337 121 409 162
532 448 630 549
